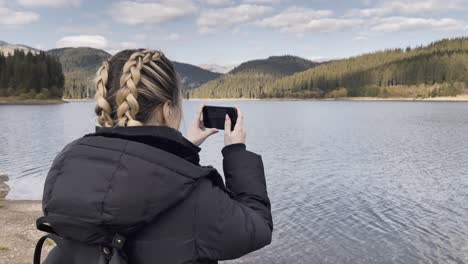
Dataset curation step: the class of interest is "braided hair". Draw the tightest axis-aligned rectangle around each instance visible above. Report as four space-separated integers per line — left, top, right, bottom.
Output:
94 49 181 127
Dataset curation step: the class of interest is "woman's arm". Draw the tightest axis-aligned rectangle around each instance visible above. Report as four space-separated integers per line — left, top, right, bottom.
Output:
195 109 273 261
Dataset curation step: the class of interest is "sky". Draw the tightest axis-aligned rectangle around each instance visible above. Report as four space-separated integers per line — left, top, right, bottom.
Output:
0 0 468 65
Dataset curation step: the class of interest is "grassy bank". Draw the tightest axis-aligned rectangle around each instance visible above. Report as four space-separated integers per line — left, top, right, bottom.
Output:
0 97 66 105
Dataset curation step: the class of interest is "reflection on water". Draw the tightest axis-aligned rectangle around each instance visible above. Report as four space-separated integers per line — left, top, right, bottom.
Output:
1 101 468 263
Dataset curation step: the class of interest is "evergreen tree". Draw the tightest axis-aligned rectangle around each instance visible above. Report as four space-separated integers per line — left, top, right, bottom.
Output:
0 50 65 98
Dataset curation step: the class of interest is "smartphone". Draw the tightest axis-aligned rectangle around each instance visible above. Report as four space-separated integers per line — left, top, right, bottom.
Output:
203 106 238 131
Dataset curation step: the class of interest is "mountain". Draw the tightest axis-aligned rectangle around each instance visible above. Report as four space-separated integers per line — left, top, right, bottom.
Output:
198 64 237 74
264 37 468 99
173 62 222 89
190 38 468 99
47 48 222 99
189 55 320 98
47 47 111 98
230 55 319 76
0 40 39 56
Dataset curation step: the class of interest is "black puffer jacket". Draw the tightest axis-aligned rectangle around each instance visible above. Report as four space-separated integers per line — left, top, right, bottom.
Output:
40 126 272 264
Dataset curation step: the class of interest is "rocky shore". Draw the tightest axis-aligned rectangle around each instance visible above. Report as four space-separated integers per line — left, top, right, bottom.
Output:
0 175 50 264
0 174 9 202
0 200 49 264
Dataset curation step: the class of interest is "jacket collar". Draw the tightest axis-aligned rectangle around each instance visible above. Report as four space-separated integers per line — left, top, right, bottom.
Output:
89 125 201 165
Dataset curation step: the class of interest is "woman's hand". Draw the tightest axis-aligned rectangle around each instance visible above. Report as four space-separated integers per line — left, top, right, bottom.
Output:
224 107 246 146
186 104 219 146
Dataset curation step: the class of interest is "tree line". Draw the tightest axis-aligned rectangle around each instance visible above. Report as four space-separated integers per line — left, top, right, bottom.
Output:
0 50 65 99
190 38 468 99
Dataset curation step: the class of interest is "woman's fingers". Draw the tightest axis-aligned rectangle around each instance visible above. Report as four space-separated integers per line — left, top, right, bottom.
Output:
224 108 246 146
194 104 204 121
234 107 244 131
205 128 219 136
224 114 231 134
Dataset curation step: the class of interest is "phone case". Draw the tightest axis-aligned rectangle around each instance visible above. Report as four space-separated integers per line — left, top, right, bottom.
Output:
203 106 238 131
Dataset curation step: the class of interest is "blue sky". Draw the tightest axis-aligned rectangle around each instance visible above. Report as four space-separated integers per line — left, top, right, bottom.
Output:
0 0 468 65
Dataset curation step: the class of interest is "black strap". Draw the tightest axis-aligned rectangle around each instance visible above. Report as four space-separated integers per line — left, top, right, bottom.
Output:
36 216 59 235
33 234 61 264
35 216 129 264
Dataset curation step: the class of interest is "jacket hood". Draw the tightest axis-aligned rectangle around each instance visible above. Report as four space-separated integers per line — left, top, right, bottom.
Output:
42 126 217 236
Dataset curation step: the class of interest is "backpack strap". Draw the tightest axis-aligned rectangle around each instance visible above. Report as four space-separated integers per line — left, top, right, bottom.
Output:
36 216 130 264
36 215 111 244
33 233 62 264
36 216 59 235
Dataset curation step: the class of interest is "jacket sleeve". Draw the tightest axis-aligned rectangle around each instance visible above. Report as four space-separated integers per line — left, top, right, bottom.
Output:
196 144 273 261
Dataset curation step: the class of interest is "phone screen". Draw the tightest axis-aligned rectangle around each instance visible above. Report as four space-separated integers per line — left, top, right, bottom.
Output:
202 106 238 131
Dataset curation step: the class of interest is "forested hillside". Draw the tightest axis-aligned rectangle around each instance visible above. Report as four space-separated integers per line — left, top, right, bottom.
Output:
231 55 318 76
0 50 64 98
47 48 111 99
267 38 468 98
189 55 319 98
190 38 468 99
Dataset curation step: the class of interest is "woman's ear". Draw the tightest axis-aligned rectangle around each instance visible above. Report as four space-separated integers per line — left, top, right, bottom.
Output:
162 101 182 130
162 102 172 124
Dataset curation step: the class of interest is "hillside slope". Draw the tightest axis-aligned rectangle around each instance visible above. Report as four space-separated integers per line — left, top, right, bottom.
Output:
173 61 222 89
266 38 468 98
189 55 319 98
230 55 318 76
47 47 111 98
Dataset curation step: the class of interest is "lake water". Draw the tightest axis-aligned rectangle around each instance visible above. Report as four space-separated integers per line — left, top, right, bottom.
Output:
1 101 468 263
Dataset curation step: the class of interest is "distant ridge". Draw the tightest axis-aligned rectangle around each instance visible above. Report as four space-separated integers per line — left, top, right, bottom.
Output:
173 61 222 89
230 55 319 76
189 55 319 98
0 40 39 56
198 64 237 74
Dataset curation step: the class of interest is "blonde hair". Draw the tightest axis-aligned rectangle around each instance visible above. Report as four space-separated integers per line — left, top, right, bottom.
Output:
94 49 181 127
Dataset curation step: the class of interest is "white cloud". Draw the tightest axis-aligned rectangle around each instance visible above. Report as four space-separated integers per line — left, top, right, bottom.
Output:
164 33 182 40
56 35 108 49
346 0 466 17
110 0 197 25
371 17 466 32
198 4 273 34
200 0 233 5
17 0 81 8
242 0 281 3
0 7 39 26
257 7 362 33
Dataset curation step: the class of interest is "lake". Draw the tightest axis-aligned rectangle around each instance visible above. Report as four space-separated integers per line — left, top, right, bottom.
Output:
1 101 467 263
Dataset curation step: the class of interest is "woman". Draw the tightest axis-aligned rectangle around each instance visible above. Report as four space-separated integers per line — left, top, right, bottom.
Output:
37 49 272 264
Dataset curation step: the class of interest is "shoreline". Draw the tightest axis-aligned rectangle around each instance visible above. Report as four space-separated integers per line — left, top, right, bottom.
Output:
0 97 66 105
62 98 94 102
189 95 468 102
1 95 468 105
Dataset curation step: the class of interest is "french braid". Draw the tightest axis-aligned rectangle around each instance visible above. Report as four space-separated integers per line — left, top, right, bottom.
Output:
95 61 114 127
94 49 181 127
